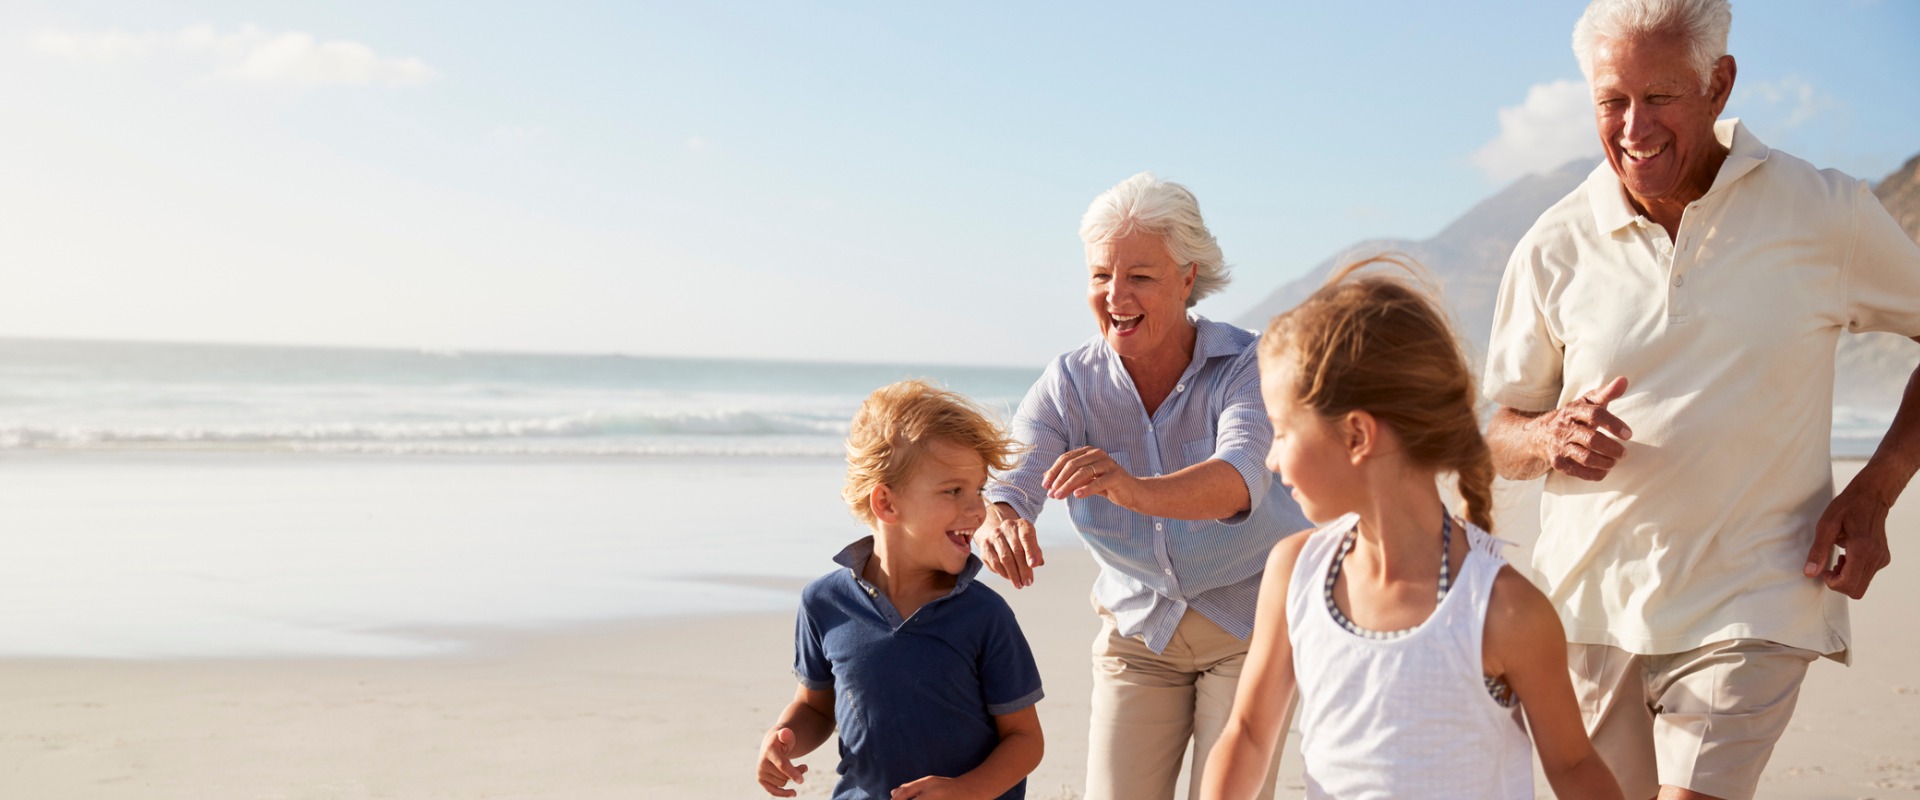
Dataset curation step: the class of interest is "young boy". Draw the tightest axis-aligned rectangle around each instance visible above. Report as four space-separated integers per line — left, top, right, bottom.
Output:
756 380 1045 800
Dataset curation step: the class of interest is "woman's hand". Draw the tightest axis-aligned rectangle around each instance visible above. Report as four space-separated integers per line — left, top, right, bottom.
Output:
977 503 1043 588
1044 446 1141 504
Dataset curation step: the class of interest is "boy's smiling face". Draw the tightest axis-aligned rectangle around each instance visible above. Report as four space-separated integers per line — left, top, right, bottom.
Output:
888 438 991 576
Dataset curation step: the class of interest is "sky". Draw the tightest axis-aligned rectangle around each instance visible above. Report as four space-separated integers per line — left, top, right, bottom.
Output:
2 1 1916 368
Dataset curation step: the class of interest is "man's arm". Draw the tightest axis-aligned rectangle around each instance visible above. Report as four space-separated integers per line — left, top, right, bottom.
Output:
1487 408 1552 481
1804 337 1920 598
1486 377 1633 482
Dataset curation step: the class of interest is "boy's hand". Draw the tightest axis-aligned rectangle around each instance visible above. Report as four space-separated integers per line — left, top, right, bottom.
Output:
757 727 808 797
892 775 973 799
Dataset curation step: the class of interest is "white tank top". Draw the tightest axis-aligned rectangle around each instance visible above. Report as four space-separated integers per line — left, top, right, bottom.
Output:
1286 513 1534 799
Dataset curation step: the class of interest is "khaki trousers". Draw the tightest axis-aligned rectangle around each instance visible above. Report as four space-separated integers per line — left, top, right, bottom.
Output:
1085 600 1281 800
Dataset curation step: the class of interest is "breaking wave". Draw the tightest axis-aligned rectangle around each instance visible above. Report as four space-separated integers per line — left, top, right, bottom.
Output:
0 408 850 455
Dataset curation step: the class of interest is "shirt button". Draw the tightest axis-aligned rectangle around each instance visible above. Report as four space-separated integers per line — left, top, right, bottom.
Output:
1155 522 1164 531
1164 568 1173 576
1674 276 1685 287
1175 383 1185 392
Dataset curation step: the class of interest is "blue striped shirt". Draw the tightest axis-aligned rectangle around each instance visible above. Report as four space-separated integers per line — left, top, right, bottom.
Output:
986 315 1309 653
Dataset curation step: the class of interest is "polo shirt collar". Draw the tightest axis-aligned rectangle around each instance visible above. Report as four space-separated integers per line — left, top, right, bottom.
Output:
831 535 984 596
1704 118 1770 196
1585 117 1771 235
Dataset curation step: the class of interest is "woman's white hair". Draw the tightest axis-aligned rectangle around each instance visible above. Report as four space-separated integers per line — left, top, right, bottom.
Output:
1079 172 1229 308
1573 0 1732 88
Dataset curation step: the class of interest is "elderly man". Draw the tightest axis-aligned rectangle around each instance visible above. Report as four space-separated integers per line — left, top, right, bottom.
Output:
1484 1 1920 799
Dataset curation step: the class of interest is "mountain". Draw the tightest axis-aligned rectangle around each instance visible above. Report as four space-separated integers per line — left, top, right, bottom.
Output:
1235 151 1920 413
1235 158 1598 363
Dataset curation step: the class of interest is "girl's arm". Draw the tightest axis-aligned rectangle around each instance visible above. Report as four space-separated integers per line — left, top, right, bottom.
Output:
889 705 1043 799
1200 530 1311 800
1484 568 1624 800
756 684 836 798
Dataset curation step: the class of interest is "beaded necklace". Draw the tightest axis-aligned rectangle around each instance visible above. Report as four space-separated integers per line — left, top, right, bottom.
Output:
1323 514 1518 707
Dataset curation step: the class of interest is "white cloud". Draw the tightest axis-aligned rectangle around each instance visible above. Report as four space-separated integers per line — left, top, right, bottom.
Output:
1471 79 1601 184
28 24 437 88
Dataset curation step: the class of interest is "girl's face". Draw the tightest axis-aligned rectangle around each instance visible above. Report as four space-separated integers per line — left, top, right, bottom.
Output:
1260 361 1360 524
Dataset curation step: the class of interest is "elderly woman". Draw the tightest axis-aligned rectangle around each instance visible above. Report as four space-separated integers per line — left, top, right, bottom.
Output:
979 173 1308 800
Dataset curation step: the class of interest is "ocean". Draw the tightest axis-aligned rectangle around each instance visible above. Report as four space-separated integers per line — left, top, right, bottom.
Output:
1 336 1890 458
0 337 1892 659
0 337 1045 659
0 337 1041 457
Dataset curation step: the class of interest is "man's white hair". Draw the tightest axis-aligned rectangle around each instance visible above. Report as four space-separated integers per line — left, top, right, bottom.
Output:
1079 172 1229 309
1573 0 1732 88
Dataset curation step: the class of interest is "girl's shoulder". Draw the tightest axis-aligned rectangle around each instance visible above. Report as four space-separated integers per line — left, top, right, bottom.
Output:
1479 543 1560 654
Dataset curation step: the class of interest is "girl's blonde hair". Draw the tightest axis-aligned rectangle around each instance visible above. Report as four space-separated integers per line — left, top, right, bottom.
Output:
1259 257 1496 533
842 380 1024 526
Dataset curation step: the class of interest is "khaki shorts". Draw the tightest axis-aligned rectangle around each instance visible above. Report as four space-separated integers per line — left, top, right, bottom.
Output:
1570 639 1816 800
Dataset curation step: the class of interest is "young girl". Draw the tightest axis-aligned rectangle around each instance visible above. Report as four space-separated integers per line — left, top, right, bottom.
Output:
1200 261 1621 799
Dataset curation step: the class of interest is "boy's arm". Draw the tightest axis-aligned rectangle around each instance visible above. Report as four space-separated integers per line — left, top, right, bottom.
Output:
1200 530 1309 800
890 705 1042 800
1485 567 1623 800
757 684 836 798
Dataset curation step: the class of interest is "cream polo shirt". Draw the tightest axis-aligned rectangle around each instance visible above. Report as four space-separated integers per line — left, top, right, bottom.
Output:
1485 119 1920 662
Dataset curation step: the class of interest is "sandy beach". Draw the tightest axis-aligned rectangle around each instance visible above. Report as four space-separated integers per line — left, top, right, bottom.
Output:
3 460 1916 799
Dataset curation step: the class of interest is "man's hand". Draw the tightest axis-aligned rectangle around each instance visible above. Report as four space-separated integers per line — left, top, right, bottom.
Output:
1532 377 1633 481
756 727 808 797
1805 477 1896 599
977 503 1043 589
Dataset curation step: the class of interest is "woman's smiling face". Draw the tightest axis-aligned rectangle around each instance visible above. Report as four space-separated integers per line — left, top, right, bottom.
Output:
1086 229 1195 363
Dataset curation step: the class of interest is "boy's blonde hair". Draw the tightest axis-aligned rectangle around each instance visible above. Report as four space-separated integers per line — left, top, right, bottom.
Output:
1259 256 1497 533
842 380 1024 526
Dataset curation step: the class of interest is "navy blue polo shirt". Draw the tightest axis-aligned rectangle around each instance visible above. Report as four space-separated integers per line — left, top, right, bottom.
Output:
793 537 1045 800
